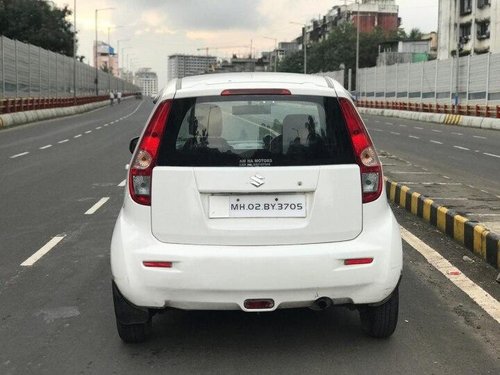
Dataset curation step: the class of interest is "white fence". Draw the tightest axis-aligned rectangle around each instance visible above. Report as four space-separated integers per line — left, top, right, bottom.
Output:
0 35 139 98
356 53 500 105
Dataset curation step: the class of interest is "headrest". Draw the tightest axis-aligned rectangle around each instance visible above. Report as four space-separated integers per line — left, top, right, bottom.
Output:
282 114 310 151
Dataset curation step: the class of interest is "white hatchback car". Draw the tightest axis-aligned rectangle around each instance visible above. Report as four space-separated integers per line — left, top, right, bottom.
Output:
111 73 402 343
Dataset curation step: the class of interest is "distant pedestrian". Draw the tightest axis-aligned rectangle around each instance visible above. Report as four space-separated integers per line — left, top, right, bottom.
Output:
117 91 122 104
109 91 114 106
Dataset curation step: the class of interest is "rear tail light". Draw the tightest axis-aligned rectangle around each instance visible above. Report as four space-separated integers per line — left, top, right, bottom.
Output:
129 100 172 205
339 97 382 203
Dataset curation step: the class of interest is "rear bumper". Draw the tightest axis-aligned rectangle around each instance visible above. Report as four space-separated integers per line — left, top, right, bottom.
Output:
111 200 402 311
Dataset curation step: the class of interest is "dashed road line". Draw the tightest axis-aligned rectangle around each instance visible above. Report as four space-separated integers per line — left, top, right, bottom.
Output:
96 126 102 130
409 135 420 139
430 140 443 144
118 179 126 187
414 126 424 130
453 145 470 151
10 152 29 159
21 235 66 267
74 134 82 138
473 135 486 139
84 197 110 215
39 145 52 150
85 130 92 134
484 152 500 159
390 131 400 135
58 139 69 144
399 124 407 127
373 129 384 132
452 132 463 136
400 227 500 324
386 122 394 125
391 171 432 174
431 129 442 133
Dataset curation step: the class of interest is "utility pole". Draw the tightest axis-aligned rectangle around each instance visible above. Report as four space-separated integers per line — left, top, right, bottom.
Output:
455 0 460 113
356 0 360 99
73 0 77 104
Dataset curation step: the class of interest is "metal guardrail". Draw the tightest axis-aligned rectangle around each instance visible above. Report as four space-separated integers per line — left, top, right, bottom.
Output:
357 100 500 119
0 94 135 114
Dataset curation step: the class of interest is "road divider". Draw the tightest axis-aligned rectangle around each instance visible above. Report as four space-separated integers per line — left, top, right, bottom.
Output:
386 178 499 269
0 96 134 129
359 107 500 131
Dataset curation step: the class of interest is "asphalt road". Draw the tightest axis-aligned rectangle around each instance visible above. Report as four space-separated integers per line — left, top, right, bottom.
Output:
0 100 498 374
362 114 500 196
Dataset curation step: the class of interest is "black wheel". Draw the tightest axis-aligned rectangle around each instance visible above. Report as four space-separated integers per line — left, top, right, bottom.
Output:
112 282 152 343
116 320 151 344
359 287 399 338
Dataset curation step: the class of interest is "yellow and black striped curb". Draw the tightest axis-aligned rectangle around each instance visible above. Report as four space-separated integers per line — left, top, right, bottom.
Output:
385 178 499 269
443 114 462 125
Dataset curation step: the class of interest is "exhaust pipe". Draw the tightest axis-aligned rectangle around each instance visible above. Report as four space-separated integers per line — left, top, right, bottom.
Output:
310 297 333 311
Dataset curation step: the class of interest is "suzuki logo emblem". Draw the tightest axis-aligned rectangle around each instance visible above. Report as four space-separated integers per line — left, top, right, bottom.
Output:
250 174 265 187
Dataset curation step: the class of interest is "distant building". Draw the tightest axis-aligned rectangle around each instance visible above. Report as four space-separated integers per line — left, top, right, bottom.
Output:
135 68 158 97
211 55 270 74
377 39 434 66
93 41 118 76
438 0 498 59
168 55 217 81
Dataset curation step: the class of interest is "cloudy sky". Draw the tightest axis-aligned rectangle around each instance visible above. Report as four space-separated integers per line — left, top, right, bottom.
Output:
54 0 439 88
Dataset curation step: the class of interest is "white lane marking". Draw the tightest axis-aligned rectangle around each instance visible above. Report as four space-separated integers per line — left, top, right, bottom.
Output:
96 126 102 130
74 134 82 138
452 132 463 136
480 189 489 193
430 140 443 144
484 152 500 159
85 130 92 134
373 129 384 132
386 122 394 125
453 145 470 151
84 197 110 215
391 171 432 174
58 139 69 144
118 179 126 187
442 175 450 179
399 124 407 127
10 152 29 159
399 182 462 186
400 227 500 324
375 120 380 123
474 213 500 217
409 135 420 139
21 236 66 267
414 126 424 130
390 131 400 135
473 135 486 139
104 124 109 127
39 145 52 150
431 129 442 133
433 197 468 201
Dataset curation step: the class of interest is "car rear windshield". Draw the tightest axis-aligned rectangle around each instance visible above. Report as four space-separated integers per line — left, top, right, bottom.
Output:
157 95 355 167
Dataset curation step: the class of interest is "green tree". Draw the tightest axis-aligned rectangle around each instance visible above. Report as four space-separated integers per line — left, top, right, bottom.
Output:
278 51 304 73
0 0 76 56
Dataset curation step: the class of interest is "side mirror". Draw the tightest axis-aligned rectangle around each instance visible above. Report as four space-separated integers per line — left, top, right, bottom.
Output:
129 137 139 154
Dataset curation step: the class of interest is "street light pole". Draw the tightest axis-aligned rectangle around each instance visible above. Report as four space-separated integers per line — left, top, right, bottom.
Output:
94 7 114 96
290 21 307 74
73 0 77 104
263 36 278 72
355 0 360 98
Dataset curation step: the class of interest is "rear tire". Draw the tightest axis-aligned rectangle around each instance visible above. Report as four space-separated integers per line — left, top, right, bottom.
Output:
116 320 151 344
359 287 399 338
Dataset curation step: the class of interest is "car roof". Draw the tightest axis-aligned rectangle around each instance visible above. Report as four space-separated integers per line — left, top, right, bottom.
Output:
160 72 348 100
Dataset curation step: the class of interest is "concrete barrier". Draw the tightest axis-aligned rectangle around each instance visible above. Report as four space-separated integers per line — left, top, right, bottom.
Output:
0 98 128 129
385 178 499 269
358 107 500 131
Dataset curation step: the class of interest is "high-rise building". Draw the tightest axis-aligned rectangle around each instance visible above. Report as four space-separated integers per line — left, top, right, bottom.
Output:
135 68 158 97
93 41 119 76
438 0 498 59
168 55 217 81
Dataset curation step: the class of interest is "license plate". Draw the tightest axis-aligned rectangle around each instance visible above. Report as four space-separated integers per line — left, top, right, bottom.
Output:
209 194 306 218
